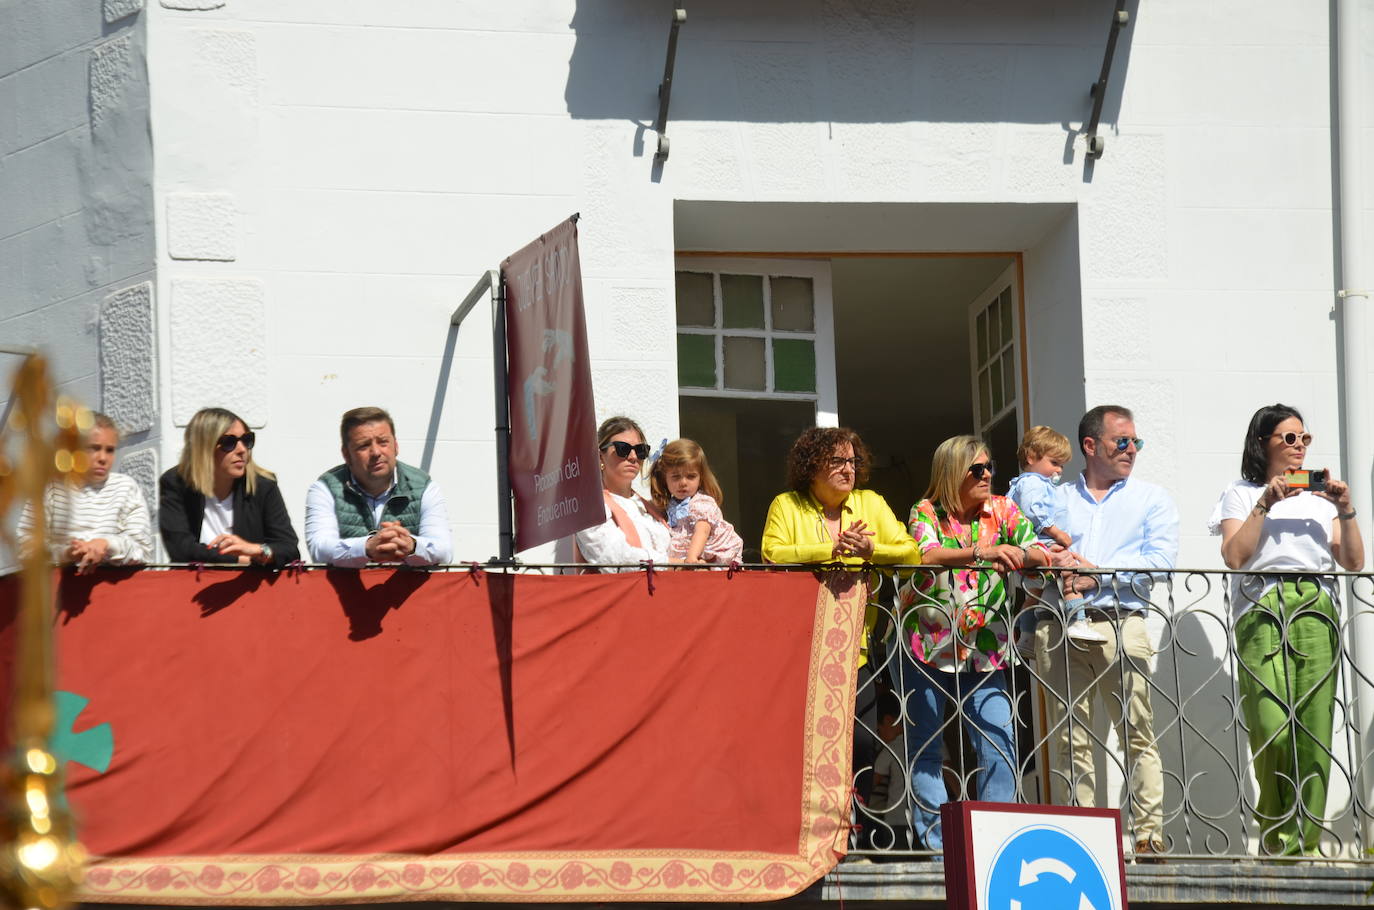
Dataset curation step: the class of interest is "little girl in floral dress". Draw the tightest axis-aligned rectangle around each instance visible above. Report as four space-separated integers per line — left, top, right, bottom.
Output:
649 439 744 565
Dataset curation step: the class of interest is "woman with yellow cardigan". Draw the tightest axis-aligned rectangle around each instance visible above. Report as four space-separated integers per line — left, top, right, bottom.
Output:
762 426 921 569
762 426 919 853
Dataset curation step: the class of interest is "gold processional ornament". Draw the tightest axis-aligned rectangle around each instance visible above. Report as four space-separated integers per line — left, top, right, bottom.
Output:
0 351 88 910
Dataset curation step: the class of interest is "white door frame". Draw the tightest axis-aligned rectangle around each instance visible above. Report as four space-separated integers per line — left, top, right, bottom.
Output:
673 256 837 427
966 261 1023 437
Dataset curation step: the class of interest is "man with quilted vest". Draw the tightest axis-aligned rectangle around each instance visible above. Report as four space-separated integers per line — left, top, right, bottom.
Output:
304 406 453 566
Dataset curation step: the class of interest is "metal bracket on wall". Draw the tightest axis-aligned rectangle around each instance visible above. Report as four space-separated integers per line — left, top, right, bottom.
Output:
653 2 687 163
1085 0 1130 160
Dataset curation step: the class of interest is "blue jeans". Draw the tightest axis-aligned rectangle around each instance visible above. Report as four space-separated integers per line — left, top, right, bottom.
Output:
899 656 1016 850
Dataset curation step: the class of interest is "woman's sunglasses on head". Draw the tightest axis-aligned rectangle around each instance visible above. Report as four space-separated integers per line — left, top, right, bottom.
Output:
217 432 256 453
604 440 651 460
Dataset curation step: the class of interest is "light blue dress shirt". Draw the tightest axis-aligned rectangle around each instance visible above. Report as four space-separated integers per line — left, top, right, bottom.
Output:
1060 474 1180 612
1007 471 1067 545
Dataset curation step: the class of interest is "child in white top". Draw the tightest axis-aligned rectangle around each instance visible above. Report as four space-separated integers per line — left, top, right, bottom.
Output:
1008 426 1105 645
649 439 744 565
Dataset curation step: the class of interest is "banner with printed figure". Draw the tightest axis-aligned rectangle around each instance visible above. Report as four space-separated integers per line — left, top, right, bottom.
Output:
502 216 603 552
0 567 870 903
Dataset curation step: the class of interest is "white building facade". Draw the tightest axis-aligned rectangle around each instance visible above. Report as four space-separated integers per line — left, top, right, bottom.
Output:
6 0 1371 570
6 0 1374 878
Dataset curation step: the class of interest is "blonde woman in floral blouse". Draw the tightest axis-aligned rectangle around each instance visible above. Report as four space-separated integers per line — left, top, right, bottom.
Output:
898 435 1048 850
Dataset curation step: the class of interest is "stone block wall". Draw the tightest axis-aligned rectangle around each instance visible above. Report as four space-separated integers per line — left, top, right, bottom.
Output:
1 0 159 544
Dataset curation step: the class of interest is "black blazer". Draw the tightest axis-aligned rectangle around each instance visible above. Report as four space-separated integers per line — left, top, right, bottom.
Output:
158 468 300 566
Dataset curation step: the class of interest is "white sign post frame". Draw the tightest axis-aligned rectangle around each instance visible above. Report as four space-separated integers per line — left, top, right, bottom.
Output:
941 801 1129 910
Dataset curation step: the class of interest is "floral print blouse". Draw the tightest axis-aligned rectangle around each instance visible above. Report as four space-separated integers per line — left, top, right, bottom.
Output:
900 496 1045 673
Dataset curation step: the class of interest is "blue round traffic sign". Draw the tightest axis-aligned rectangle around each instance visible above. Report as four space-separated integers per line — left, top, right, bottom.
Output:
985 826 1114 910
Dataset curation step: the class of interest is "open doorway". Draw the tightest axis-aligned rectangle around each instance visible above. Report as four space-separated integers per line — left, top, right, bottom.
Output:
675 253 1022 554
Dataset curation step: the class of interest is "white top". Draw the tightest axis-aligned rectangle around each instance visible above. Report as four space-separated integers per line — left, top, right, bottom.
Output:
199 494 235 544
303 472 453 567
572 491 672 572
1208 479 1339 612
17 473 154 564
870 742 908 827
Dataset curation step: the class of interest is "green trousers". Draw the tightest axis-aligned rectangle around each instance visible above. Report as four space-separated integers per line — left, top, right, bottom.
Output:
1235 579 1338 855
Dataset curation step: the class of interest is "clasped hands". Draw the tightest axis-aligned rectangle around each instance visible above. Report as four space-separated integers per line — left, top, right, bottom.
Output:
831 519 876 560
64 537 109 575
365 521 417 563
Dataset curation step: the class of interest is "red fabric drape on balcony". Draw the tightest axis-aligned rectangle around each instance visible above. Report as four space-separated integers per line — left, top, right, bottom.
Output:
0 568 866 903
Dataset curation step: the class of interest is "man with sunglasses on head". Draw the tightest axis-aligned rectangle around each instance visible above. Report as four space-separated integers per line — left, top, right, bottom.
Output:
1033 404 1179 863
304 406 452 567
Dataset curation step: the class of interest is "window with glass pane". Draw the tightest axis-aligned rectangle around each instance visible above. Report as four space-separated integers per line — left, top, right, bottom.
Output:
721 274 765 329
770 277 815 332
723 336 767 390
675 272 715 327
773 339 815 393
677 334 716 388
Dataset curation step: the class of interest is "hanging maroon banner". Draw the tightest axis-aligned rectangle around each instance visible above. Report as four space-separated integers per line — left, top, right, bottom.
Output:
502 216 603 552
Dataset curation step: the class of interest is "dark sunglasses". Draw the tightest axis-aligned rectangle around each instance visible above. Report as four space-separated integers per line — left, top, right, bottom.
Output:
217 432 256 453
1105 436 1145 452
604 440 651 460
968 461 995 480
1266 431 1312 447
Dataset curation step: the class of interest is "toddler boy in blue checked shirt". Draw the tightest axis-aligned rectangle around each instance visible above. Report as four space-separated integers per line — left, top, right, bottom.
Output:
1008 426 1105 648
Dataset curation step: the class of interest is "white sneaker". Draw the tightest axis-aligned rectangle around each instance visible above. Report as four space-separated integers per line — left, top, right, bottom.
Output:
1066 619 1107 643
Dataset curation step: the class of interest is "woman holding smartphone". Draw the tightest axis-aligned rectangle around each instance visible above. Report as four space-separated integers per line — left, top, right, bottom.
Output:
1210 403 1363 855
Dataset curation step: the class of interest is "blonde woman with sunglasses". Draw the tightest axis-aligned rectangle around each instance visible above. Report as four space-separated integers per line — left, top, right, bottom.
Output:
158 407 299 566
572 416 673 571
898 434 1049 851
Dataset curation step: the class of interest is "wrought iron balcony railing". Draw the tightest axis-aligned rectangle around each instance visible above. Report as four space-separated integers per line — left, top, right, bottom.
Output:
843 565 1374 865
7 558 1372 867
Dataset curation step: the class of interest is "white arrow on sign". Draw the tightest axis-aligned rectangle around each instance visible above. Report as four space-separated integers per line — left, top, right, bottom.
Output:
1007 858 1100 910
1019 857 1076 886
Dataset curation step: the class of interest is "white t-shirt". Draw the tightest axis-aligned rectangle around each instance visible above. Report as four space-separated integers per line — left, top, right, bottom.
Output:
870 742 908 827
199 494 235 545
1209 479 1338 612
571 491 672 572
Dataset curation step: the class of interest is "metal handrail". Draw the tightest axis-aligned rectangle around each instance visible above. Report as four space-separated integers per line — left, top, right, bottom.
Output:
12 561 1374 863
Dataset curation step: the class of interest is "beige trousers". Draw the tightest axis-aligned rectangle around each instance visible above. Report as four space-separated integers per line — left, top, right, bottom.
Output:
1034 613 1165 843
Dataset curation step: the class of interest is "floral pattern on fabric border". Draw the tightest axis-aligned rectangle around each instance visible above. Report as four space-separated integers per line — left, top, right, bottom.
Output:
75 574 865 905
899 496 1044 673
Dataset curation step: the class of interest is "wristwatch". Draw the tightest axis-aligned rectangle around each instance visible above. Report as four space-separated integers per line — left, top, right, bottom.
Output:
259 543 274 563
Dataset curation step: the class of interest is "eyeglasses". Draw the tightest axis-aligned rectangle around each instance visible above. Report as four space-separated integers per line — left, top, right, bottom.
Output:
968 461 996 480
828 456 864 471
1266 431 1312 447
216 432 256 453
1105 436 1145 452
604 440 651 460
